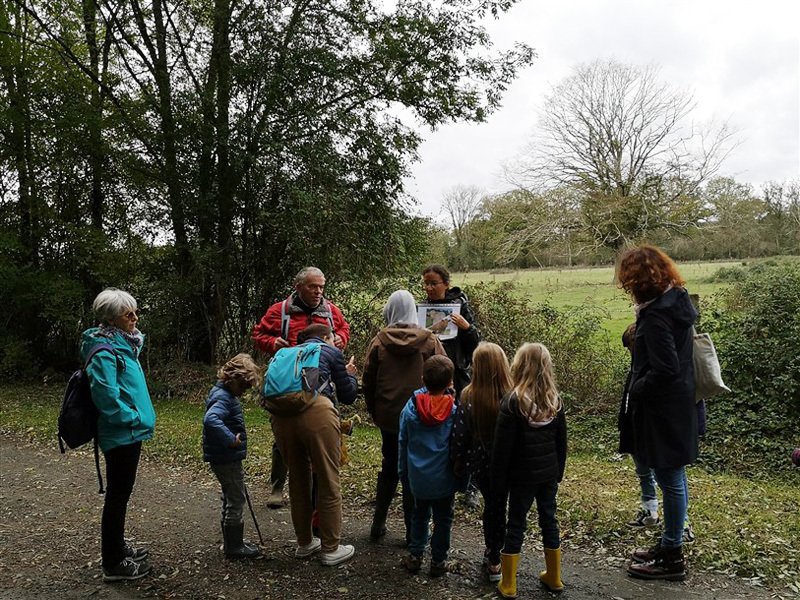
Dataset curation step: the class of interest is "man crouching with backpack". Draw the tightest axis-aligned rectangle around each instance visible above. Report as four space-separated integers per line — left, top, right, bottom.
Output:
269 323 359 566
81 288 156 582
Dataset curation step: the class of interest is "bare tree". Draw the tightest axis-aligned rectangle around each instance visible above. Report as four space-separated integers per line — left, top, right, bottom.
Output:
441 184 485 248
511 58 739 248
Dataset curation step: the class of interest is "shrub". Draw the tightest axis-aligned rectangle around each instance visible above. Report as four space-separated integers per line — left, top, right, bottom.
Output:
467 282 629 415
700 261 800 475
705 265 747 283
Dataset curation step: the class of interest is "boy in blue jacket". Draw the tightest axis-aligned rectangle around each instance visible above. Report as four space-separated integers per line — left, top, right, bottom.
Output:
203 353 261 559
399 355 457 577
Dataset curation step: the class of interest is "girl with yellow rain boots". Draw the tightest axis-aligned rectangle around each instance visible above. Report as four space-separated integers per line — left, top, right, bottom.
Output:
490 343 567 597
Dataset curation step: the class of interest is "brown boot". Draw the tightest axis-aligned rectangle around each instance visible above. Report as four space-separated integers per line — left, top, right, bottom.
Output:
627 545 686 581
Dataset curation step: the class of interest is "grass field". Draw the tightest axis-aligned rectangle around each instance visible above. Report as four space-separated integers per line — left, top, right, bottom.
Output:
451 260 746 340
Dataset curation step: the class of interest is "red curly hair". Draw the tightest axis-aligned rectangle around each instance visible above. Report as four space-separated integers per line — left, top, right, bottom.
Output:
616 245 685 303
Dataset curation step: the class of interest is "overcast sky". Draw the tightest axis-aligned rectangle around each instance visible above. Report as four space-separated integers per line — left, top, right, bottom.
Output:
404 0 800 220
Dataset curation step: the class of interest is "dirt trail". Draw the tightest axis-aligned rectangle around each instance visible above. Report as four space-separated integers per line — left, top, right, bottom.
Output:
0 433 767 600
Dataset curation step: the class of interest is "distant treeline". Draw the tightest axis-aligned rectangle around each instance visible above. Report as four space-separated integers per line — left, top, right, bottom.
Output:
436 177 800 271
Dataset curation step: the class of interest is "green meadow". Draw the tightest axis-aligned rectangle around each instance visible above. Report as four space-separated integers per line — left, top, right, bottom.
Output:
452 260 746 340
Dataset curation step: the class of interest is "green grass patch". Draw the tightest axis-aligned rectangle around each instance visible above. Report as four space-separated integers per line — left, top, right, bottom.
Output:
452 259 796 341
2 384 798 590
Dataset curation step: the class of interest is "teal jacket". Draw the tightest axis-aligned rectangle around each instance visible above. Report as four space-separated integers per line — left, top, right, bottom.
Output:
80 328 156 452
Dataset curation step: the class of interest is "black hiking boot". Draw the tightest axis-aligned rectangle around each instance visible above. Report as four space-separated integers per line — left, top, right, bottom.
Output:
103 557 153 582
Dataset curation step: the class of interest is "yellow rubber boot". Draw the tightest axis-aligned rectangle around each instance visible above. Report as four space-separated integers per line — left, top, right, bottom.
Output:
497 553 519 598
539 547 564 592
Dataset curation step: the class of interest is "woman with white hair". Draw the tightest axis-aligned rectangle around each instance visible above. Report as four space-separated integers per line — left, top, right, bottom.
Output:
81 288 156 582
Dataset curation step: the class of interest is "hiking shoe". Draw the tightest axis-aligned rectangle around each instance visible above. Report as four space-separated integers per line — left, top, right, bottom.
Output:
683 523 696 544
403 554 423 574
429 560 448 577
487 561 502 582
627 508 660 528
295 537 321 558
627 546 686 581
102 557 152 582
123 545 149 562
320 544 355 566
463 489 481 511
631 542 662 564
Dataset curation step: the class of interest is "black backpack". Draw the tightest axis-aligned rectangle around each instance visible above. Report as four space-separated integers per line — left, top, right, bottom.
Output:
58 343 124 493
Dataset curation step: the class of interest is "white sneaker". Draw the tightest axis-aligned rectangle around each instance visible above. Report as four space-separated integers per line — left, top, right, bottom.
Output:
319 544 355 566
295 537 321 558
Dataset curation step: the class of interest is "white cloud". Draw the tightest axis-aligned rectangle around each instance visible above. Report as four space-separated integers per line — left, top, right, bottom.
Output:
405 0 800 218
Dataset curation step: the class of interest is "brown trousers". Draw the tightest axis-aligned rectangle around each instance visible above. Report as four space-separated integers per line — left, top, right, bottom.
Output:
272 398 342 552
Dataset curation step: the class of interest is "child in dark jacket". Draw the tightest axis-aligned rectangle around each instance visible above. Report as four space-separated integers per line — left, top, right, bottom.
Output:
492 343 567 597
203 353 261 559
399 355 458 578
450 342 512 582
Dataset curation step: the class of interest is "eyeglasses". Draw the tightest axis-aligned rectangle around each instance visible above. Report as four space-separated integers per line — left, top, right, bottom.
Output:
423 281 444 288
120 309 140 321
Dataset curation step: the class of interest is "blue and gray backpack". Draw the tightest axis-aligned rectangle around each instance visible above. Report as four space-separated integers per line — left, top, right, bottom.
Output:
262 342 331 416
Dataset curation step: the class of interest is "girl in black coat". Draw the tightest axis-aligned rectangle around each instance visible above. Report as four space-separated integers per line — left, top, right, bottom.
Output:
491 343 567 597
617 245 698 582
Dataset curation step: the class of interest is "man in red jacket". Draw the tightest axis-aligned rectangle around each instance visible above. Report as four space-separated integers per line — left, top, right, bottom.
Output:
253 267 350 354
252 267 351 507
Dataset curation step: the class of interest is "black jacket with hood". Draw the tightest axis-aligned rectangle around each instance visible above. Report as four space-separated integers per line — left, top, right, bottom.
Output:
427 286 481 396
629 287 698 469
490 391 567 496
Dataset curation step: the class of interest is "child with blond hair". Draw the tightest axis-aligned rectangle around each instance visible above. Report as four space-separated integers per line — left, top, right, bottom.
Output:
450 342 512 582
203 353 261 559
491 343 567 597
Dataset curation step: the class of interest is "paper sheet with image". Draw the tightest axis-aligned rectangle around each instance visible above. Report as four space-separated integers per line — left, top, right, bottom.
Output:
417 303 461 341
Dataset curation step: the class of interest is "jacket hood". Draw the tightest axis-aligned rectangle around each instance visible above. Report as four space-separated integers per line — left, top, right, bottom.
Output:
444 287 467 303
377 324 432 355
412 389 455 426
205 382 227 409
383 290 418 326
80 327 146 358
644 287 697 327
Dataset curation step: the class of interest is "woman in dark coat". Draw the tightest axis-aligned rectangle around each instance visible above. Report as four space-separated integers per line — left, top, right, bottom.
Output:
617 245 698 582
421 265 481 397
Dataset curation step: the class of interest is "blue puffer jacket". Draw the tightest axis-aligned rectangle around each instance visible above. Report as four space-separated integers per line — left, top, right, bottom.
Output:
80 328 156 453
398 387 458 500
304 337 358 405
203 382 247 464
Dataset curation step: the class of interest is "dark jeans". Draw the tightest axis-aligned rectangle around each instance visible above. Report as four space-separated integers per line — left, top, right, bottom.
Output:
380 428 399 483
501 480 560 554
476 475 502 564
102 442 142 567
409 495 455 563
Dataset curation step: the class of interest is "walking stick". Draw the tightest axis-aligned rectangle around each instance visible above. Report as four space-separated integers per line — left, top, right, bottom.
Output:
244 483 265 546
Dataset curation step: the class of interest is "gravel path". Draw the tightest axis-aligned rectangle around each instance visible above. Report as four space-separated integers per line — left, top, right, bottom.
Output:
0 432 768 600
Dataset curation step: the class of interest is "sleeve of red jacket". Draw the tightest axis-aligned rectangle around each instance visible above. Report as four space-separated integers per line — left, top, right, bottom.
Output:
252 302 282 354
330 302 350 348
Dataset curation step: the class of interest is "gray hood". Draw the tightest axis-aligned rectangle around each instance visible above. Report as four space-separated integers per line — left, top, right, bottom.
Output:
383 290 417 326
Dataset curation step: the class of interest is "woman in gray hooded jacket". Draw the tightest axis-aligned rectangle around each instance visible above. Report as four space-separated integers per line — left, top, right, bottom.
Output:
363 290 446 542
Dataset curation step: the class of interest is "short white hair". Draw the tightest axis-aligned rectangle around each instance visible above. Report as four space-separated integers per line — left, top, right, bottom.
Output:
294 266 325 285
93 288 138 323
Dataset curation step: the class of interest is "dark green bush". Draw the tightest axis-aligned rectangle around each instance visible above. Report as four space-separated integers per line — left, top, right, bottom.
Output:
467 282 629 415
700 261 800 475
